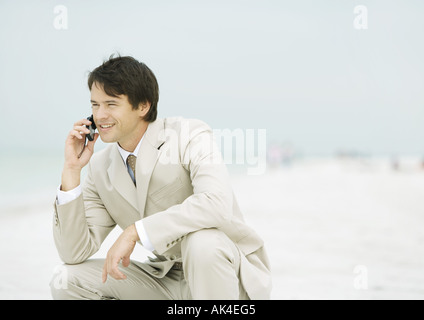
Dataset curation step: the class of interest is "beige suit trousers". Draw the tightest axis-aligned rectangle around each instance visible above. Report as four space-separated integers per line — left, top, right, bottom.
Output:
50 229 249 300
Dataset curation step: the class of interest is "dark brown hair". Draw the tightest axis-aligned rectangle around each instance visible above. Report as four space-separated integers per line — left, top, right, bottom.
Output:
88 54 159 122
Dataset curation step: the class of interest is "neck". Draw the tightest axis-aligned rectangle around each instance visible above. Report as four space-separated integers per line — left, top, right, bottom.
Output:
118 123 148 152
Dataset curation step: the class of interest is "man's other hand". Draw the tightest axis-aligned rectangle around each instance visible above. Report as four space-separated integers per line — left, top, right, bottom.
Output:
102 224 139 283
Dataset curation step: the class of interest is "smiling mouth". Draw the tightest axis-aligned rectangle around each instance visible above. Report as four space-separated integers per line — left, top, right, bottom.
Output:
99 124 115 129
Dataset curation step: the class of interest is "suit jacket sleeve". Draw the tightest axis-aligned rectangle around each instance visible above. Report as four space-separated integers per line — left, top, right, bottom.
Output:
141 120 234 254
53 162 116 264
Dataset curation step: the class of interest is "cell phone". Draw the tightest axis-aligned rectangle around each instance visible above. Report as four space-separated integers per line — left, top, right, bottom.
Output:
86 114 97 141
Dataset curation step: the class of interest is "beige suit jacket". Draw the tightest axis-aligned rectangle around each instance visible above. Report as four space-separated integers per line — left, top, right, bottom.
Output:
53 117 272 299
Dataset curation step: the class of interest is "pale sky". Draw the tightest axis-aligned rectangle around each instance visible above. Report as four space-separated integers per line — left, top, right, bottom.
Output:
0 0 423 157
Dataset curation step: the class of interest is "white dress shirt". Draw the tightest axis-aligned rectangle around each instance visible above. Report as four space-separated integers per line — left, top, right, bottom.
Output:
56 136 155 252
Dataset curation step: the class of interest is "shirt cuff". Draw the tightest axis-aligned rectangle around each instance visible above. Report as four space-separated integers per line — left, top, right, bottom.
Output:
135 220 155 252
56 185 82 205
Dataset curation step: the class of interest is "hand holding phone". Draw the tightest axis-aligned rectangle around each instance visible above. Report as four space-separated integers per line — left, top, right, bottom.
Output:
86 114 97 141
62 115 98 190
76 114 97 158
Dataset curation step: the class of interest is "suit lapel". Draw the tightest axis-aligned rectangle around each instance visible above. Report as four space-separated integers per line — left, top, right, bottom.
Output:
107 145 139 211
135 118 166 218
106 118 165 218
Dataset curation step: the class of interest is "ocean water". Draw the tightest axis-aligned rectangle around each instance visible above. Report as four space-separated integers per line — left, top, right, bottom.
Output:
0 151 65 211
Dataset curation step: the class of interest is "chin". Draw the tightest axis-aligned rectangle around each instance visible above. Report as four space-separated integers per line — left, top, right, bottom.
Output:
99 134 117 144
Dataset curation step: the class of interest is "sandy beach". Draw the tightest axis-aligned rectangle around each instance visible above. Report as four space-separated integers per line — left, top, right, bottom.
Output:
1 157 423 300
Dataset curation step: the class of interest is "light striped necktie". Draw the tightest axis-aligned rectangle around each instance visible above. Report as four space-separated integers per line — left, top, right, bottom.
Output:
127 154 137 185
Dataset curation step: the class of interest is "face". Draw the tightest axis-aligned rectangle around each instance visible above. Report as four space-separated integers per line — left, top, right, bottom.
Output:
90 82 150 151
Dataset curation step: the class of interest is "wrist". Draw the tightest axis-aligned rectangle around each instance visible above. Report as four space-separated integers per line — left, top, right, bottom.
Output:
61 166 82 191
125 224 140 242
63 162 83 173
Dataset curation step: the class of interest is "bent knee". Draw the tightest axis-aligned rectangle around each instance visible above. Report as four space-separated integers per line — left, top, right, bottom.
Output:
50 264 74 299
49 260 104 300
181 229 238 265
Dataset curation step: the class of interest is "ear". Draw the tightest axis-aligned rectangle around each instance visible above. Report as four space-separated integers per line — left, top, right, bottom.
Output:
138 102 151 117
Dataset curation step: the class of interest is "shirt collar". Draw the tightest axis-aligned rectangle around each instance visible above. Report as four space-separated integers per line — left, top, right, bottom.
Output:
116 135 144 164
